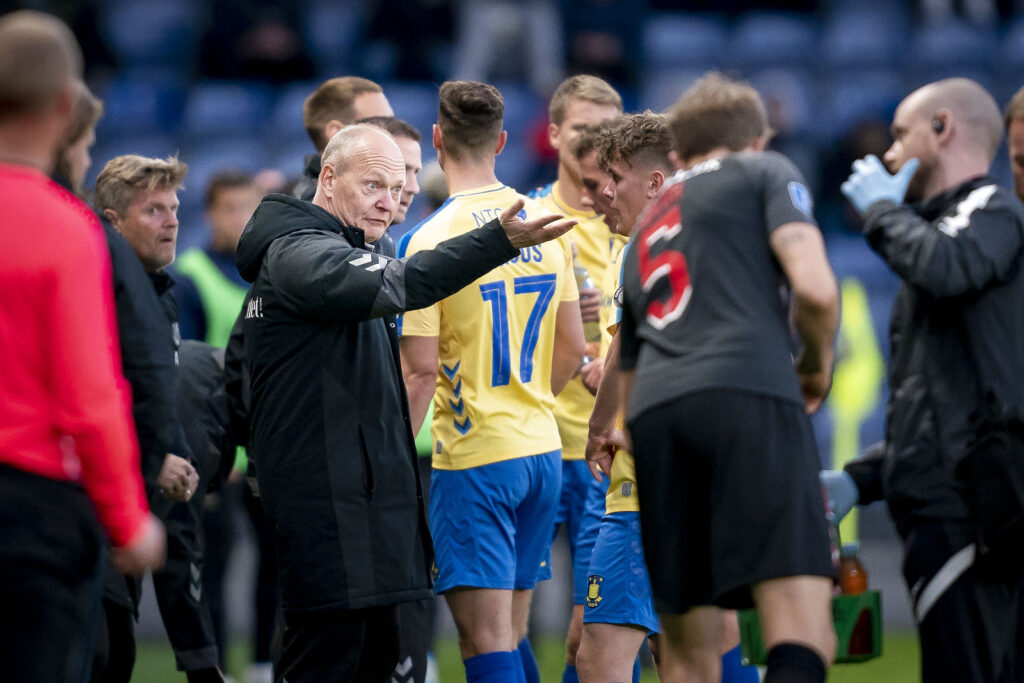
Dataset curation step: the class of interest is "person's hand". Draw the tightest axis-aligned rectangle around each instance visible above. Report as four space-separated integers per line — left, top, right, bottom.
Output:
841 155 919 215
579 285 601 323
500 198 578 248
112 513 166 575
158 454 199 502
820 470 859 524
580 357 604 395
585 428 615 483
796 351 833 415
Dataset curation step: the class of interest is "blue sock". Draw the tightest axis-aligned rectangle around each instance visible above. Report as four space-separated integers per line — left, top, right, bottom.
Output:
632 656 641 683
518 638 540 683
721 644 760 683
464 651 518 683
561 664 579 683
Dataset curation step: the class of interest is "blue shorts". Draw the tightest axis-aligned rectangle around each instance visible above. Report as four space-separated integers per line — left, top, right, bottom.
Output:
547 460 605 597
583 512 660 634
430 450 561 593
571 474 606 604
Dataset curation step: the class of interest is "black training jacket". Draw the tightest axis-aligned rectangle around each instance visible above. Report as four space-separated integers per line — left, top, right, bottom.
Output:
236 194 518 613
845 177 1024 538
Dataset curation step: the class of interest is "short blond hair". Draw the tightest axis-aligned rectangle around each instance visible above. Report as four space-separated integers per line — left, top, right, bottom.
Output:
548 75 622 125
667 72 770 162
303 76 384 151
94 154 187 216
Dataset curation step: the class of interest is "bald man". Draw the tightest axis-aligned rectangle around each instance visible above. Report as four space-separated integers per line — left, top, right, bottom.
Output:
0 10 162 682
235 124 577 680
1005 85 1024 202
829 78 1024 682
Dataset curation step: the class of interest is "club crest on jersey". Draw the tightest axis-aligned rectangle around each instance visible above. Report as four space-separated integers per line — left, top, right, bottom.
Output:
613 286 623 308
788 181 813 217
586 575 604 608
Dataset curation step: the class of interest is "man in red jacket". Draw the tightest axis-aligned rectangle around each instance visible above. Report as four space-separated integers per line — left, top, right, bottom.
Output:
0 10 165 682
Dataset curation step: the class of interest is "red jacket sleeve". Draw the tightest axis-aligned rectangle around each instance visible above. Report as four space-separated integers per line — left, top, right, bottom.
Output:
51 216 149 547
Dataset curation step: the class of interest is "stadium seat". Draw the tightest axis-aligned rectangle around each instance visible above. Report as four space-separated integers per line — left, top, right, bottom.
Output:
638 68 704 113
821 69 905 140
182 82 275 138
908 19 997 69
303 0 367 75
94 72 188 135
492 81 543 143
724 12 818 68
269 81 321 135
101 0 205 68
642 13 727 69
1001 16 1024 82
177 141 269 215
820 8 910 69
379 82 440 141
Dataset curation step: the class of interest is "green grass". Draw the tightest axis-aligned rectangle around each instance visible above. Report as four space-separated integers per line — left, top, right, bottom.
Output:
132 631 920 681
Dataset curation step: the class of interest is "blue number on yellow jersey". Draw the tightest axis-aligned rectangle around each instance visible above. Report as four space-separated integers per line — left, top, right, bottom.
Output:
399 183 578 470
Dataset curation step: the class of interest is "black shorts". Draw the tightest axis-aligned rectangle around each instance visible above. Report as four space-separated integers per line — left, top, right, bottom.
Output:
629 389 835 614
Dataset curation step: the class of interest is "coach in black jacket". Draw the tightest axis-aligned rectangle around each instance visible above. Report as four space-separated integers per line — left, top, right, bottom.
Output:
236 124 575 681
832 78 1024 682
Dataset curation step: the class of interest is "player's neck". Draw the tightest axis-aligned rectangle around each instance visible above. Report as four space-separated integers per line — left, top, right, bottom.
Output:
444 161 500 195
0 126 58 173
683 146 734 169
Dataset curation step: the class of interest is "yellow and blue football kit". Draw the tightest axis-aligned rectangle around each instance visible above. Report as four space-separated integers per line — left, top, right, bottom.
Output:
530 180 625 603
582 242 658 632
399 183 577 592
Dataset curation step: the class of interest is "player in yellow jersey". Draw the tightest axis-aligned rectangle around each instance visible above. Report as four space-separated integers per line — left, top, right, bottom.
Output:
581 114 760 683
527 75 625 682
398 81 585 683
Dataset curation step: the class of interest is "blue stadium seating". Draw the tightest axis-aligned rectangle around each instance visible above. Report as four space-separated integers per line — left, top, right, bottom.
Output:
177 141 268 215
379 82 440 141
820 8 910 69
638 68 704 114
182 81 275 139
94 71 188 135
303 0 367 76
101 0 204 68
642 13 727 69
908 19 998 69
724 12 818 68
270 81 320 135
821 69 904 140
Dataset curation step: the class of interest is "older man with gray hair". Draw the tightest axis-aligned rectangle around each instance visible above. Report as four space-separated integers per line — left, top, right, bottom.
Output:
234 123 577 681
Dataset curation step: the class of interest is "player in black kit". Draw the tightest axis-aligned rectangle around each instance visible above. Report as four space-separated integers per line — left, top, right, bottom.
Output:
615 73 841 683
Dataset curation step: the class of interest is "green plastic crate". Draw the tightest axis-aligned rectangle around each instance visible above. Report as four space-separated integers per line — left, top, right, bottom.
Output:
738 590 883 665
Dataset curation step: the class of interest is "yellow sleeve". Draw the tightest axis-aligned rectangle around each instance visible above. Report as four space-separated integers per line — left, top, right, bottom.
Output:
401 301 440 336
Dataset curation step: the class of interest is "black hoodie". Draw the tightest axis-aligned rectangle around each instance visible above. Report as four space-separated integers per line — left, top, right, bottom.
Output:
236 194 518 612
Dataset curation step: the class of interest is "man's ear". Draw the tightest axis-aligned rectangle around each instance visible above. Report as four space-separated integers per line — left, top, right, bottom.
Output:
648 170 667 197
751 135 768 152
548 121 561 150
318 162 334 198
669 149 684 171
103 208 121 231
494 130 508 156
432 124 442 151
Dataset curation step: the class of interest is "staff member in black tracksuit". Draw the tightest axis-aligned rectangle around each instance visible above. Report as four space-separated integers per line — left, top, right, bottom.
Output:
96 155 222 683
235 123 577 681
826 77 1024 682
